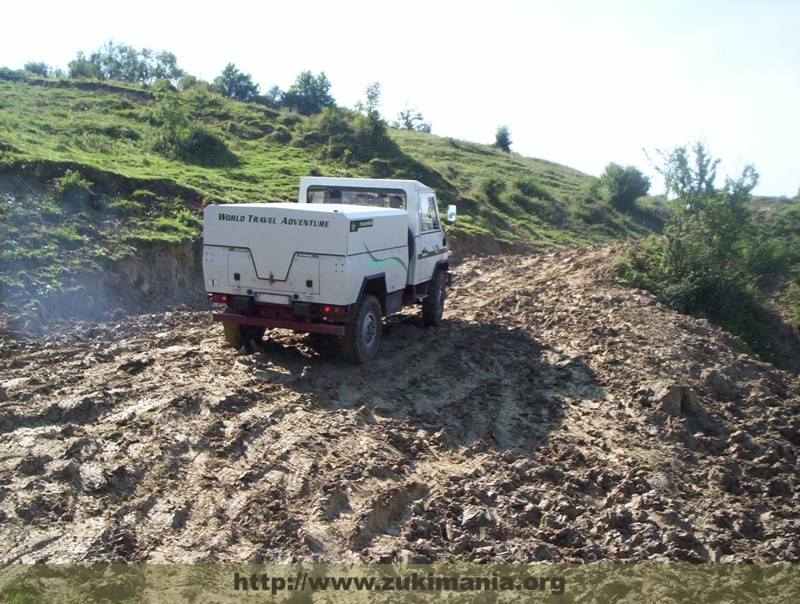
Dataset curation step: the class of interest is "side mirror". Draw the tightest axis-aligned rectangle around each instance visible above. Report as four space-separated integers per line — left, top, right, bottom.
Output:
446 205 457 224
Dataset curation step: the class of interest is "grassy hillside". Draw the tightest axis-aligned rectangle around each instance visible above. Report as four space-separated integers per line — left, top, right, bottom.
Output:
0 69 659 305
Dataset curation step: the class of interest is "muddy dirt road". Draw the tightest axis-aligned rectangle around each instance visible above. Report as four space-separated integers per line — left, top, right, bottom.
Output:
1 246 798 563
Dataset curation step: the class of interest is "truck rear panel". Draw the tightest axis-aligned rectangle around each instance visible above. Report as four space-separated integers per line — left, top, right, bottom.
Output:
203 203 408 308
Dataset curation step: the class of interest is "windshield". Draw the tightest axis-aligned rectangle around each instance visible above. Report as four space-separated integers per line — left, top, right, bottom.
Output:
307 186 406 209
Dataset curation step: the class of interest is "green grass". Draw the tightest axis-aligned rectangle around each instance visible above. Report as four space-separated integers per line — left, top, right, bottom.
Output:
0 68 665 304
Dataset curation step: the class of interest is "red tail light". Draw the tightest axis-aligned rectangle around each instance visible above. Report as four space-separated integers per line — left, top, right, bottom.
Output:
322 304 349 318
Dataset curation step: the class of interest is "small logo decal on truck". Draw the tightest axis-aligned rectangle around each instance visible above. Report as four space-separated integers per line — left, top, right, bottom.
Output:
350 219 374 232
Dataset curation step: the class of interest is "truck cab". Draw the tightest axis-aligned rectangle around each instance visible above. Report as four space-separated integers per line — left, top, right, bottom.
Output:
298 177 450 286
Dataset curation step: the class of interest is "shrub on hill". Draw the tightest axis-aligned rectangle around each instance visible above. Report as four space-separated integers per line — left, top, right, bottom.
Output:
494 125 512 152
53 170 98 208
599 163 651 212
617 142 798 360
297 106 394 164
147 90 237 167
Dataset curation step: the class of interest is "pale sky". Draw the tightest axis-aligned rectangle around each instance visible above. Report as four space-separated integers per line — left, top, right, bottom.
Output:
2 0 799 196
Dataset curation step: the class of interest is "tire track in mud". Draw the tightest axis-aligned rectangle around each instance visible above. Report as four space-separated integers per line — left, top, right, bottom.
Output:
1 245 798 563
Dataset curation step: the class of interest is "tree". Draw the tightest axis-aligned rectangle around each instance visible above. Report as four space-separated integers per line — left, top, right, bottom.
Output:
391 104 431 133
599 163 651 211
148 89 191 158
94 42 141 82
23 62 52 77
257 85 284 109
623 142 758 312
351 82 389 159
616 141 768 353
149 50 185 84
355 82 382 121
67 42 186 85
656 142 757 277
212 63 260 102
68 51 102 79
494 125 512 152
178 75 200 90
282 71 335 115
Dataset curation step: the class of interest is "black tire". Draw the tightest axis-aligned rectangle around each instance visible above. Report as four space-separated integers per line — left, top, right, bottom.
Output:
223 322 266 348
422 269 447 327
341 294 382 363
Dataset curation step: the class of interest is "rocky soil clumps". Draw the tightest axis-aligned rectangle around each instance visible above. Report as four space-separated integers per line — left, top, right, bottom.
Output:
0 245 798 563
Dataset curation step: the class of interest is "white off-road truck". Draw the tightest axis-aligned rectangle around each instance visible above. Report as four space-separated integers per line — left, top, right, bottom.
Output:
202 177 456 362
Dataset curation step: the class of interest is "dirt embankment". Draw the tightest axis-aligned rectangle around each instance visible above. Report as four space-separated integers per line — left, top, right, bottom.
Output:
1 245 798 563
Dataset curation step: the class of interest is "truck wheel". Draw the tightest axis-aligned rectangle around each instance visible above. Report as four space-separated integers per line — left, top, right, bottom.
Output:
223 323 266 348
342 294 382 363
422 269 447 327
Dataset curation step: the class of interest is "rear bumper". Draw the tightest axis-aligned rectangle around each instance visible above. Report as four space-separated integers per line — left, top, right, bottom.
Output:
213 312 346 336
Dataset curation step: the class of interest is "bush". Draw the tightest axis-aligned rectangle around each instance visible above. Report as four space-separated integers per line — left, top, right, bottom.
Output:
617 142 783 359
271 125 292 143
54 170 96 207
179 127 236 166
599 163 650 211
298 106 394 163
620 236 769 351
744 237 791 279
280 114 303 127
479 177 505 202
567 196 613 227
148 91 237 166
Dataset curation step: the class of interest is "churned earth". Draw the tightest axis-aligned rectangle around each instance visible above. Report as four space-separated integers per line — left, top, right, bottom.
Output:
1 245 798 564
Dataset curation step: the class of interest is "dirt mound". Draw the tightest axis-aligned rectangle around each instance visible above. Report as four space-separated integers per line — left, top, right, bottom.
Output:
1 245 798 563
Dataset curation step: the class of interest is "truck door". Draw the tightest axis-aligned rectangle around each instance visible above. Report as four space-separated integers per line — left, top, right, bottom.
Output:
410 193 447 285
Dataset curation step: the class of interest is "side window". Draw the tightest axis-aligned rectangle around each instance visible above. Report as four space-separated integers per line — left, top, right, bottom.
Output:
419 195 440 232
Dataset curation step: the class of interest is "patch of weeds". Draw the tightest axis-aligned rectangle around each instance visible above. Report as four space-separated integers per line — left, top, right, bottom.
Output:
51 224 86 249
271 125 292 143
132 189 158 203
121 231 187 247
109 198 146 215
